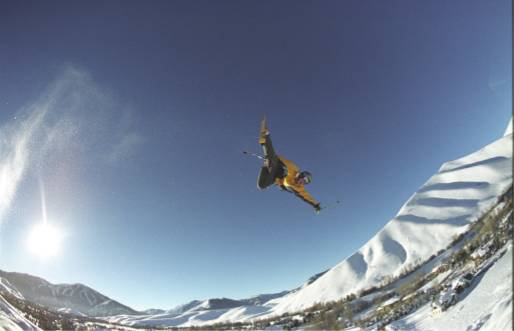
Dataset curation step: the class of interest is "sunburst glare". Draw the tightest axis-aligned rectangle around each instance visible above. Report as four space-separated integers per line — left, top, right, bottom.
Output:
26 177 65 259
26 222 63 259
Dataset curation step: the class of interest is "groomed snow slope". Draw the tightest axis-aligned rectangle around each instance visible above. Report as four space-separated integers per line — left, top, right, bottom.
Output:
267 133 512 315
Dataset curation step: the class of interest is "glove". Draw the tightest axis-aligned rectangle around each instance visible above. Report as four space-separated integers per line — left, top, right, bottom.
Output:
314 203 321 213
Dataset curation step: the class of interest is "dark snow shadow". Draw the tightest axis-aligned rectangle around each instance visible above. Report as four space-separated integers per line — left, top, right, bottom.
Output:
418 181 490 193
413 197 480 208
396 214 470 226
380 233 407 264
347 252 368 276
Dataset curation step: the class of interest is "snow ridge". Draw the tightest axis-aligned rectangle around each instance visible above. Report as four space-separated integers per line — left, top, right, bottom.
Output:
269 134 512 315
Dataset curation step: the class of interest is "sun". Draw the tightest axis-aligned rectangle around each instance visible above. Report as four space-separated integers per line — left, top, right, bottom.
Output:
26 222 64 259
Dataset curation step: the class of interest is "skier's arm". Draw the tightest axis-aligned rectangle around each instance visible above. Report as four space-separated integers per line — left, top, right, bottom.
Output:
291 186 320 211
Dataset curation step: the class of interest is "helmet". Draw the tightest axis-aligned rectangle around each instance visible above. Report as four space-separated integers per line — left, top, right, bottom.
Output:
299 171 312 184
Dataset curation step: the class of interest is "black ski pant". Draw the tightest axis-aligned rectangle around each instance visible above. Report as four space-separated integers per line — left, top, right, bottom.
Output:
257 134 286 189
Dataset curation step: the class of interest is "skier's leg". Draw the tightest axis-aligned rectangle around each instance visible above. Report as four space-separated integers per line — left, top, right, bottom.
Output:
260 134 281 178
258 126 282 187
260 133 277 163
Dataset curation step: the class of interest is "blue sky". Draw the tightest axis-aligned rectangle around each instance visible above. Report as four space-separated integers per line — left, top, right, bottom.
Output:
0 1 511 310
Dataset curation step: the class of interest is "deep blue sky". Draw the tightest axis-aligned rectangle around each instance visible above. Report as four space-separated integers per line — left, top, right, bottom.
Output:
0 1 511 310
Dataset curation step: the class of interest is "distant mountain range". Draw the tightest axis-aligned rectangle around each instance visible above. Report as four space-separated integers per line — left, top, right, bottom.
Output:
0 271 138 317
0 269 290 320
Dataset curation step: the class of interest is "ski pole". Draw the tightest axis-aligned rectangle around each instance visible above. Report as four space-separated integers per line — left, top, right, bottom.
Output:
242 150 265 160
321 200 342 211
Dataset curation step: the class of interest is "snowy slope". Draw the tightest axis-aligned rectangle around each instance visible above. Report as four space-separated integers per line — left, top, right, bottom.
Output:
388 244 512 331
504 117 512 136
0 278 24 300
266 133 512 315
0 294 40 331
107 296 282 328
0 275 40 330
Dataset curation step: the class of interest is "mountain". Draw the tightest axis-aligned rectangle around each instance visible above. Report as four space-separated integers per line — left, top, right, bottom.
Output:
0 271 138 317
189 298 247 312
106 122 512 328
0 269 291 329
166 300 203 314
240 291 291 306
141 308 167 315
267 132 512 315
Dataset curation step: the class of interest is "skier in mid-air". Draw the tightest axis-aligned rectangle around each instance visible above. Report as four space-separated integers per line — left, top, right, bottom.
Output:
256 117 322 213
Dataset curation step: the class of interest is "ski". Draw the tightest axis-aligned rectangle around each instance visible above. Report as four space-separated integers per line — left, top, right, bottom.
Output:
320 200 342 211
259 116 268 145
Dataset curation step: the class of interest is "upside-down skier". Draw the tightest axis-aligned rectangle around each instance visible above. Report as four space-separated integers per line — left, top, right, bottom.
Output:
256 117 322 213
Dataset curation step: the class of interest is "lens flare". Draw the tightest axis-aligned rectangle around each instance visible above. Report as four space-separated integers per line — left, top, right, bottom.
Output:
26 222 63 259
26 177 64 259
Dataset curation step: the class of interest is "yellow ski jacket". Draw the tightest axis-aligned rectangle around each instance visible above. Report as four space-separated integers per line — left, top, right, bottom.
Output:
274 156 319 208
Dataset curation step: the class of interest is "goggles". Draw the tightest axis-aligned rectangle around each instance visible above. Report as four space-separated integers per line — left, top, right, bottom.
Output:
298 172 312 184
